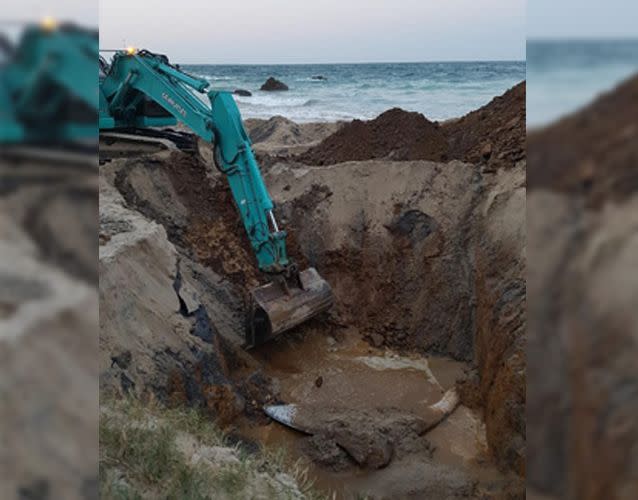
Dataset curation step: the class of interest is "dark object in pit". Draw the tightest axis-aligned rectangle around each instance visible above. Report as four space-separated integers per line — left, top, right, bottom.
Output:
265 405 438 470
18 478 50 500
302 434 353 471
387 210 438 245
110 350 132 370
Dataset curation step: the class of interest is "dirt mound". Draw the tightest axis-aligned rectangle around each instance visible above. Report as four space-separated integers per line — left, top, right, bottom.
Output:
443 81 526 170
297 108 450 165
295 83 525 169
244 116 343 156
528 74 638 208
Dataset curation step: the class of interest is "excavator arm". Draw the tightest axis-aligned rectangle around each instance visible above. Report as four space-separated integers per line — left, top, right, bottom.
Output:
100 49 332 347
101 50 287 273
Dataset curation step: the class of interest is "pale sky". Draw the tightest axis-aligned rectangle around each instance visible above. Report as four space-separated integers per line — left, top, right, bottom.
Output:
528 0 638 39
3 0 97 27
99 0 526 64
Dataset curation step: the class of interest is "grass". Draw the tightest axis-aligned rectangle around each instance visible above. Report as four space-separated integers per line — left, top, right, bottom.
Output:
99 396 328 500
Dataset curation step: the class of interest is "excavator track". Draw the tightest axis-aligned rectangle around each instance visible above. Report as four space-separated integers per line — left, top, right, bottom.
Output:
99 127 198 163
1 143 97 167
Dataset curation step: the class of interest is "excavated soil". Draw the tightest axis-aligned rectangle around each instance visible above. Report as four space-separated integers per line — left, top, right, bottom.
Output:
528 74 638 208
444 81 526 171
244 116 343 157
112 151 262 289
297 108 450 165
100 87 526 498
296 82 526 170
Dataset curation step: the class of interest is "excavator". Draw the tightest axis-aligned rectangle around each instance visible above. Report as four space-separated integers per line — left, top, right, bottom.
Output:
0 20 97 153
99 48 333 348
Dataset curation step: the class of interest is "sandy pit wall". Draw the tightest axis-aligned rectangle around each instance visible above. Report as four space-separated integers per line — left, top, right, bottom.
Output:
527 75 638 499
264 158 526 475
99 134 526 477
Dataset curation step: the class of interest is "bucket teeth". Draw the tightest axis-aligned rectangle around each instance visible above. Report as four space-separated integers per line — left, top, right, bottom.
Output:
246 267 333 348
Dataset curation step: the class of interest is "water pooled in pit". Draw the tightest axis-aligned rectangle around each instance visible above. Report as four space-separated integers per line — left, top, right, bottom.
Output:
238 329 517 499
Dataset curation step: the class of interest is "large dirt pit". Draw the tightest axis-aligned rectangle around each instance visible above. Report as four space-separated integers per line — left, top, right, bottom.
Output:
100 89 525 499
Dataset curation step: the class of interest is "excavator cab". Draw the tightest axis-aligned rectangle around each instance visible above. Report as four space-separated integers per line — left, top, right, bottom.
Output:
99 49 334 347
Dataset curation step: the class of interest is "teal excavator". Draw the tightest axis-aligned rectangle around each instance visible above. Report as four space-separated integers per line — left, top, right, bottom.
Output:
99 48 333 347
0 20 97 151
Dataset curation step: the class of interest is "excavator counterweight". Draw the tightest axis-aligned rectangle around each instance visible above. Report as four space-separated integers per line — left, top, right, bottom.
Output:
99 49 333 347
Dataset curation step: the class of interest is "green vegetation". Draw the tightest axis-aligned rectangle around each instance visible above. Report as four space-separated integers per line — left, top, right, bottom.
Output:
99 397 326 500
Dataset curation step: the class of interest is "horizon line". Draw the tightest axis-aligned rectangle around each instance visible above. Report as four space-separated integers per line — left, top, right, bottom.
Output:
527 36 638 42
176 58 526 66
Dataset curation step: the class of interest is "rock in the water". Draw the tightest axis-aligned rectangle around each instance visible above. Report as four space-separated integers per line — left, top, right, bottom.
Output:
260 77 289 91
234 89 252 97
311 75 327 81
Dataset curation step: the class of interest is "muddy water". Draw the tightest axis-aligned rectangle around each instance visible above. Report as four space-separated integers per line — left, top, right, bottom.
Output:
237 329 512 499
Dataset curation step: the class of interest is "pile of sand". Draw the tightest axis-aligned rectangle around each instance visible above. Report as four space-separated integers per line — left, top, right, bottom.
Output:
297 108 450 165
528 74 638 208
244 116 343 156
443 81 526 170
295 82 526 169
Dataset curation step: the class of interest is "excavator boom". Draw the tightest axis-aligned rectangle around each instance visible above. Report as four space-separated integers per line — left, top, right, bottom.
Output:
99 49 333 347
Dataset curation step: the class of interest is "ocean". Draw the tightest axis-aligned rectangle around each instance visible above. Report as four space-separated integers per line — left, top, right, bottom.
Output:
183 61 525 123
527 39 638 128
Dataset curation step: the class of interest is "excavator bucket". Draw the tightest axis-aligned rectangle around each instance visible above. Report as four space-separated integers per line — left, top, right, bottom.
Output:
246 267 333 348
